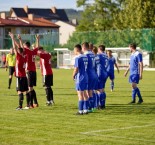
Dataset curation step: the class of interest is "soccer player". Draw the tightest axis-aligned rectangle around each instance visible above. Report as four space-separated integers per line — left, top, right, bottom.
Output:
9 32 28 110
37 47 54 106
82 42 98 112
18 35 39 109
73 44 88 115
5 48 16 89
106 50 119 92
124 43 143 104
95 45 108 109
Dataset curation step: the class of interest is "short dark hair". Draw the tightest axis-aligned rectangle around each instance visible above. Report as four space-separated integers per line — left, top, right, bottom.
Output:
25 42 31 47
38 46 44 50
74 44 82 51
92 46 98 55
18 47 23 53
129 43 137 49
82 42 89 49
98 45 105 52
107 50 112 53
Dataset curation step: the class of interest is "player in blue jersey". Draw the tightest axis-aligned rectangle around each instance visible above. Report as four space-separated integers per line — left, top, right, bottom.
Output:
82 42 98 112
124 43 143 104
106 50 119 92
95 45 108 109
73 44 89 115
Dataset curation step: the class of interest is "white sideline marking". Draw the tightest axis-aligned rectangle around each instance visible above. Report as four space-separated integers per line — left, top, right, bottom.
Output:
81 124 155 135
91 134 155 143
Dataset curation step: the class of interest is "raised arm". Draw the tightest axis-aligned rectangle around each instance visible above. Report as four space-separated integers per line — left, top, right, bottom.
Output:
17 34 24 48
9 32 17 55
35 34 40 48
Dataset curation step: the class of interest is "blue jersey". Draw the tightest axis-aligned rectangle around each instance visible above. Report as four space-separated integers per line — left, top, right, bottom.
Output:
106 56 116 73
130 51 142 75
74 54 88 84
85 51 98 79
95 53 108 79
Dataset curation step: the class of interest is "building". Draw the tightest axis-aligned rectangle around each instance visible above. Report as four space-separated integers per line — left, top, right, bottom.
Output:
10 6 69 23
0 13 59 49
55 21 76 45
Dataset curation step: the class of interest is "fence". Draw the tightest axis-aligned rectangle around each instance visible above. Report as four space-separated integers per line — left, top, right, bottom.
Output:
3 32 59 51
67 29 155 52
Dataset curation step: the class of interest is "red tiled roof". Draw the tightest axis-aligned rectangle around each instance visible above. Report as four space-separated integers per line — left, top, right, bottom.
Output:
0 17 59 28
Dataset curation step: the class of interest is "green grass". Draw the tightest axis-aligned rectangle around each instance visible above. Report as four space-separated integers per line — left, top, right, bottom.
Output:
0 69 155 145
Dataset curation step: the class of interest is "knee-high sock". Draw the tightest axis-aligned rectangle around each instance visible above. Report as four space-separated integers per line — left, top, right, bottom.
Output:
93 92 96 108
78 100 84 113
96 93 100 107
45 88 50 102
32 89 38 104
48 87 53 101
132 88 137 101
26 92 30 107
29 91 34 106
19 93 24 108
111 81 114 90
83 99 89 112
99 93 104 107
103 92 106 106
89 97 94 109
9 78 12 88
136 87 142 100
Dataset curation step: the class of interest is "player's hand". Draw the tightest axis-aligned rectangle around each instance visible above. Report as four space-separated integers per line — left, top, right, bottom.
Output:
18 34 21 40
9 32 14 39
5 67 7 71
117 69 120 74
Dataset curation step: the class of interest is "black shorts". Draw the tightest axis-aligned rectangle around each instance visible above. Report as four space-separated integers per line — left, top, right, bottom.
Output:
26 71 37 87
43 74 53 87
16 77 28 92
9 66 15 76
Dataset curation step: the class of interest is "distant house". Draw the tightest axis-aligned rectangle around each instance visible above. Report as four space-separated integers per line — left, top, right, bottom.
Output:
10 6 69 23
55 21 76 45
0 13 59 49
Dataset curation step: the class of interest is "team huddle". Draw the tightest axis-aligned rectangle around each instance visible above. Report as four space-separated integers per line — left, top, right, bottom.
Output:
73 42 143 115
5 32 54 110
5 33 143 113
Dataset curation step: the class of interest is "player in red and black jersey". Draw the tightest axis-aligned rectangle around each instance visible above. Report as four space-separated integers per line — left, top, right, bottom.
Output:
38 46 54 106
9 32 28 110
18 35 39 109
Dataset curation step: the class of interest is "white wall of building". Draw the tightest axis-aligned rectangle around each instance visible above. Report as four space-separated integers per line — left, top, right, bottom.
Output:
55 21 75 45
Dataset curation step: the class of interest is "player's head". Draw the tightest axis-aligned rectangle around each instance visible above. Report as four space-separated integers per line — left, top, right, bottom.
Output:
129 43 137 52
107 50 112 57
74 44 82 55
92 46 98 55
10 48 14 54
23 41 31 49
82 42 89 52
89 43 93 51
38 46 44 52
18 47 23 54
98 45 105 53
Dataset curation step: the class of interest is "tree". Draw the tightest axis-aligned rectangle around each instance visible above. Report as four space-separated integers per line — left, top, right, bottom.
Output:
113 0 155 29
76 0 121 31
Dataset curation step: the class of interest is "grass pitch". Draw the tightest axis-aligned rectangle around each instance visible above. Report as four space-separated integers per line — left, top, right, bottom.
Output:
0 69 155 145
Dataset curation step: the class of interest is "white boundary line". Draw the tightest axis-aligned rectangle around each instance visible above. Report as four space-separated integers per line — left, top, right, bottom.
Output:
80 124 155 143
81 124 155 135
90 133 155 143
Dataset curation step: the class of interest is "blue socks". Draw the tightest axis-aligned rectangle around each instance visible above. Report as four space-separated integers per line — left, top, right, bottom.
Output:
78 100 84 112
99 92 106 107
132 87 143 101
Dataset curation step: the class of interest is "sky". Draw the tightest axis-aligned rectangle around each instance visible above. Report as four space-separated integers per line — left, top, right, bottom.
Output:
0 0 80 11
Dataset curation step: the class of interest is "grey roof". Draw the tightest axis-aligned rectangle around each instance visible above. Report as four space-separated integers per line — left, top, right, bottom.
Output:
11 8 69 21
